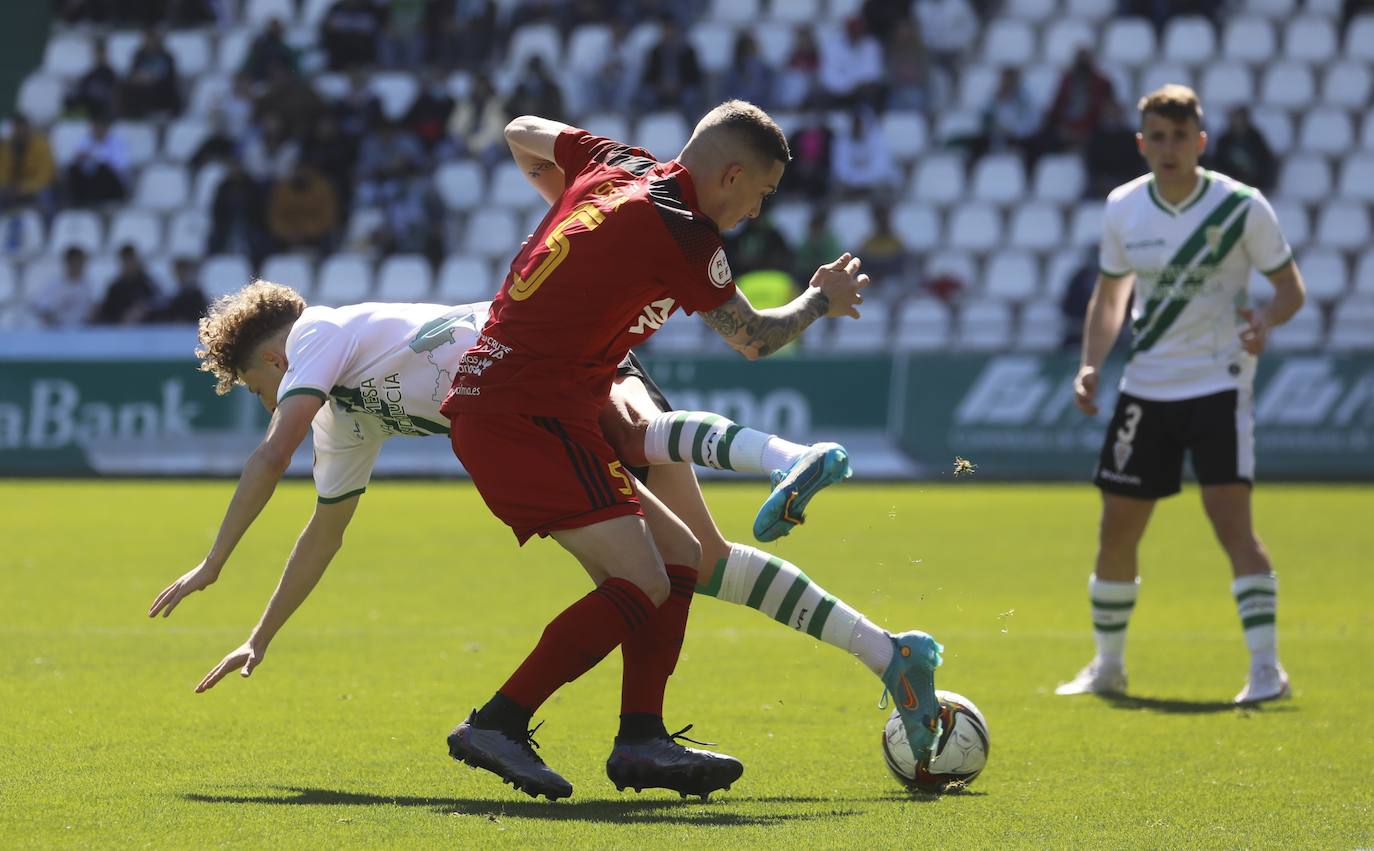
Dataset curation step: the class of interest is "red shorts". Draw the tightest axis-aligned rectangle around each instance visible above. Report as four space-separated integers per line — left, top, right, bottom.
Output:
451 412 642 544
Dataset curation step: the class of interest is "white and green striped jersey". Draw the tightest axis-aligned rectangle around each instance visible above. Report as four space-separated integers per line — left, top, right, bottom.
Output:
1100 169 1292 401
275 301 488 502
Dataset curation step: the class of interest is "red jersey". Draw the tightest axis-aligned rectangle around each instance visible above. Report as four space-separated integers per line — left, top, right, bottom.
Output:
440 129 737 421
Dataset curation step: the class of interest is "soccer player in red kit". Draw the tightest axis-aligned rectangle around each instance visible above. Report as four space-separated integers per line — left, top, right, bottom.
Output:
438 101 874 800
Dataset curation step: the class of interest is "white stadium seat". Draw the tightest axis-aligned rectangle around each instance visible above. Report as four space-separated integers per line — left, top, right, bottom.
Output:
508 22 563 70
934 110 983 146
1297 108 1355 155
1270 201 1310 250
1222 17 1276 64
1260 62 1316 109
983 251 1039 302
926 251 980 287
1251 108 1294 154
1295 248 1348 302
709 0 759 24
1267 305 1323 349
1321 62 1372 108
261 253 316 295
636 112 690 160
829 307 891 352
1328 297 1374 351
893 298 952 351
957 299 1013 350
166 31 212 78
754 26 795 66
48 120 90 167
581 113 632 150
1346 15 1374 61
43 33 94 77
193 161 228 209
1314 201 1370 250
436 255 497 304
981 20 1036 67
567 25 612 74
1042 20 1096 65
105 31 141 75
245 0 297 26
948 205 1002 252
167 211 210 258
1070 202 1104 247
1044 249 1090 299
1032 155 1086 203
163 119 210 163
645 313 706 353
376 255 433 302
1363 111 1374 150
107 210 163 256
369 72 419 121
1199 64 1254 112
689 23 737 74
1284 16 1337 62
217 29 252 75
50 210 103 254
768 0 818 24
112 120 158 168
912 154 966 207
315 253 374 306
301 0 334 27
311 72 350 101
490 161 545 212
462 210 519 260
1003 0 1056 21
201 254 253 300
1247 0 1296 17
436 161 485 211
1355 249 1374 296
1337 154 1374 202
971 154 1026 205
1022 63 1063 109
1102 18 1156 67
1017 301 1065 351
880 111 928 162
1162 16 1216 65
768 202 810 248
892 203 942 252
827 202 876 248
0 259 15 302
1277 155 1332 202
1139 64 1194 99
1008 202 1065 251
188 76 230 118
134 164 191 212
17 74 64 126
344 207 384 248
1066 0 1114 20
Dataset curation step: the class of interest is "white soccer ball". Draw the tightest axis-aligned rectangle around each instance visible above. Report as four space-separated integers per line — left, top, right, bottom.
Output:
882 689 990 793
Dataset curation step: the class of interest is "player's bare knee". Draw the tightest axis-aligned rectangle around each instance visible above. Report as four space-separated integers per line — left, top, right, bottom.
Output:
698 537 731 575
625 567 671 606
659 527 702 572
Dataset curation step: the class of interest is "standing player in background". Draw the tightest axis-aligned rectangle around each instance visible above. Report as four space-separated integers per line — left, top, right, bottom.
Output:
1057 85 1306 704
440 101 942 800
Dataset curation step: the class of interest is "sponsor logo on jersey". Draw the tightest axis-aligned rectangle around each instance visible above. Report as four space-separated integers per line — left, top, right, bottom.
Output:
628 297 676 334
709 247 732 287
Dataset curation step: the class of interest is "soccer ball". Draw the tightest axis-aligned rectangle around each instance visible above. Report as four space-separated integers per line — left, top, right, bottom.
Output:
882 689 990 793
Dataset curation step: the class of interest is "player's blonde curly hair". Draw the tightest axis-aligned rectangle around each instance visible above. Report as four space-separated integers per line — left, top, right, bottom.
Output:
196 280 306 395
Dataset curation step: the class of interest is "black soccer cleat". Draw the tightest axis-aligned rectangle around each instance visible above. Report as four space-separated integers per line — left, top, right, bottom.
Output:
605 724 743 800
447 711 573 801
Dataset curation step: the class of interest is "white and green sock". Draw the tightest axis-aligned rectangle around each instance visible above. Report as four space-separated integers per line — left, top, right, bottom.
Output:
697 543 893 675
1233 573 1278 669
1090 575 1139 667
644 411 808 474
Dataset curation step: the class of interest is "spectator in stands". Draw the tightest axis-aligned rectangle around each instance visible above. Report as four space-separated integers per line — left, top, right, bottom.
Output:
119 27 182 119
818 17 885 110
862 0 913 47
267 163 340 255
859 204 909 291
884 18 931 112
404 70 457 153
775 25 820 109
1042 49 1116 151
831 108 898 199
241 114 300 183
783 113 833 200
30 246 95 328
1058 248 1099 349
793 210 841 285
585 20 638 114
370 169 446 269
65 116 130 206
636 16 704 116
1209 106 1277 194
356 121 428 207
255 58 326 141
448 73 509 168
64 39 120 120
724 215 791 278
333 69 385 156
209 159 270 266
381 0 428 67
321 0 387 71
301 115 359 211
92 244 159 325
55 0 113 23
426 0 496 72
915 0 979 75
152 257 209 323
0 114 57 214
506 56 566 122
1085 99 1140 197
974 68 1041 162
1121 0 1222 35
720 33 775 110
189 108 240 172
241 18 299 85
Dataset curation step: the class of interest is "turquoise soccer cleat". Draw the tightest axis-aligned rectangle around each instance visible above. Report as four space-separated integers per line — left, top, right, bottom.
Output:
880 631 945 766
752 442 852 542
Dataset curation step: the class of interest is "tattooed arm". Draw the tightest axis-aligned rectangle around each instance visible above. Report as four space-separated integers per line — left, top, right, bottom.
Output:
506 115 571 205
700 253 869 360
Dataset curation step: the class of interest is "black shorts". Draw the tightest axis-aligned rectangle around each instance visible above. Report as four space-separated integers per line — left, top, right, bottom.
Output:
1093 389 1254 500
615 351 674 485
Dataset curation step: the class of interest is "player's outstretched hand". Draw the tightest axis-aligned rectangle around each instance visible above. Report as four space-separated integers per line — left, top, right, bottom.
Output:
148 560 220 618
1238 307 1267 355
195 641 264 693
809 252 869 319
1073 366 1099 416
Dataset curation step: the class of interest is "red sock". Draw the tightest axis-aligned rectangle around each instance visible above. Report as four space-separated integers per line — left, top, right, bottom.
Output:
499 578 654 712
620 564 697 717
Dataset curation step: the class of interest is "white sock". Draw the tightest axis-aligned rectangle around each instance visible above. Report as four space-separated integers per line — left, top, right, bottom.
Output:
1233 573 1278 669
700 543 893 676
1090 575 1139 668
643 411 807 473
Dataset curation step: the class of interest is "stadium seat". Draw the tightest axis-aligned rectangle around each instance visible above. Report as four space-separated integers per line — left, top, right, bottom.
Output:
983 251 1039 302
105 31 141 74
1338 154 1374 201
1247 0 1296 17
971 154 1026 206
508 22 562 70
1314 201 1370 250
1353 249 1374 295
912 154 966 207
167 211 210 258
1363 112 1374 150
829 307 891 352
1032 154 1086 203
892 298 952 351
112 120 159 169
301 0 334 27
926 251 980 287
1003 0 1056 20
261 253 316 295
957 299 1013 350
1044 249 1091 299
892 203 942 252
709 0 759 23
461 210 519 260
1306 0 1342 16
0 258 15 303
1199 63 1254 112
163 119 210 163
1270 200 1310 249
1346 15 1374 60
521 207 549 245
645 312 706 353
1065 0 1115 20
1162 16 1215 65
580 113 632 149
567 24 612 74
1008 202 1065 251
1042 20 1096 66
1069 203 1104 247
344 207 384 249
48 120 90 167
1017 302 1065 351
489 161 545 212
948 205 1002 252
1251 108 1294 154
436 255 497 304
315 253 374 306
934 110 983 147
369 72 419 121
767 202 810 248
1276 155 1332 202
107 210 163 256
188 76 231 118
827 202 875 248
1102 18 1156 67
165 31 212 78
1296 248 1349 302
376 255 433 302
134 164 191 213
435 161 485 211
1284 17 1337 62
880 111 928 162
1328 296 1374 350
1222 17 1276 64
957 64 999 111
42 33 94 78
16 74 64 125
1021 63 1064 110
49 210 102 255
1259 62 1316 109
217 28 252 75
689 23 738 75
244 0 296 25
768 0 818 24
1322 61 1372 108
981 20 1036 67
1266 305 1323 349
636 112 690 160
754 26 795 66
1138 64 1194 99
1297 108 1355 155
193 161 228 209
201 254 254 300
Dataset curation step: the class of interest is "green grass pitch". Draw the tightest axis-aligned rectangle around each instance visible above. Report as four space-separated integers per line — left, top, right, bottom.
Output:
2 480 1370 848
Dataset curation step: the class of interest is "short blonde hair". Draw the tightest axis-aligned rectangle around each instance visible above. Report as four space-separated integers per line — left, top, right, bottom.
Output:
1137 84 1203 128
689 99 791 165
196 280 305 395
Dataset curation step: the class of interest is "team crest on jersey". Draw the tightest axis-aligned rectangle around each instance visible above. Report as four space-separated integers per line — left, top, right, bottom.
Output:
709 247 732 287
1205 226 1224 254
1113 440 1133 472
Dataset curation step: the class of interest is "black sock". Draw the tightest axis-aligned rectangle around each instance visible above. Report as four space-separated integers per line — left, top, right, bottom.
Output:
472 692 533 735
617 712 668 742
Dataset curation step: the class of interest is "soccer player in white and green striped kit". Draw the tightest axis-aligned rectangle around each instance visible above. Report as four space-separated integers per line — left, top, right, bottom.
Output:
1057 85 1307 704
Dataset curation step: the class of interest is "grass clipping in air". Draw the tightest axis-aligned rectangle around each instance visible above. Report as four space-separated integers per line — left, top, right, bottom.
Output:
953 456 977 477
